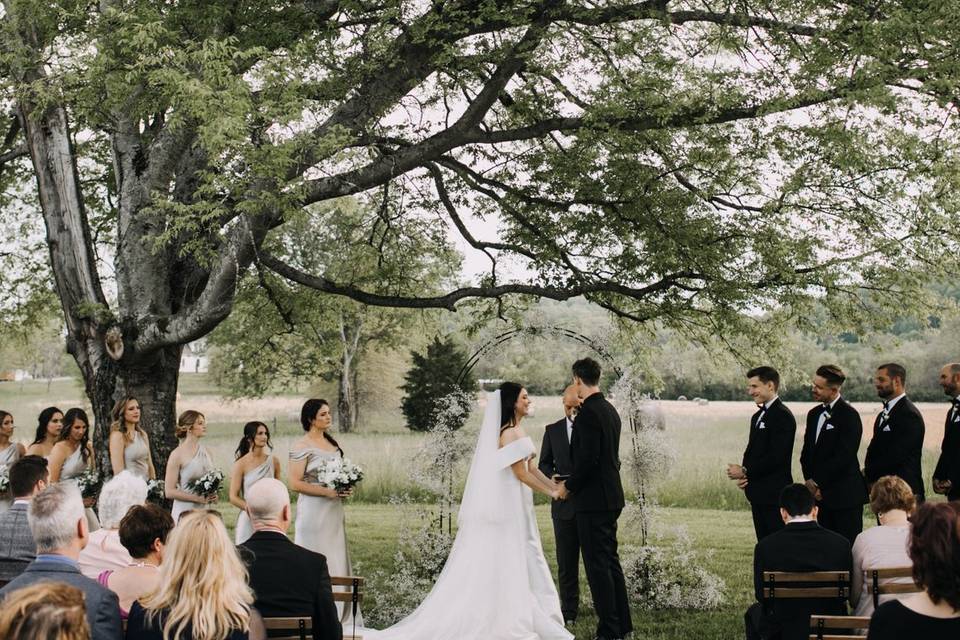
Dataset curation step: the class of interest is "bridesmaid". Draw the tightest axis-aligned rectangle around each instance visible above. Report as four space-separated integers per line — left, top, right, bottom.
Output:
48 408 100 532
108 397 156 481
165 410 216 522
229 421 281 544
0 410 26 513
25 406 63 458
289 398 361 626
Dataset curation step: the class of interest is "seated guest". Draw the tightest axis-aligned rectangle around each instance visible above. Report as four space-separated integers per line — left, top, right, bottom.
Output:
97 504 173 619
868 502 960 638
850 476 915 617
0 483 122 639
126 510 266 640
745 483 852 640
0 581 91 639
0 456 48 584
239 478 342 640
78 470 147 578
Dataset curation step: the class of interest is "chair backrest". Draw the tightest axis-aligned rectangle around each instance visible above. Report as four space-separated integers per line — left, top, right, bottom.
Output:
809 614 871 640
865 566 920 608
763 571 851 600
263 576 364 640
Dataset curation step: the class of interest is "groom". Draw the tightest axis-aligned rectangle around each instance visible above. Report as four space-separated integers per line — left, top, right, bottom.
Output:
557 358 632 640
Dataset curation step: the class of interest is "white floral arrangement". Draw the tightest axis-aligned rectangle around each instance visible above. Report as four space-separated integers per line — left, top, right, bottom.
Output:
146 479 165 501
0 464 9 494
314 457 364 492
185 469 224 496
75 470 101 498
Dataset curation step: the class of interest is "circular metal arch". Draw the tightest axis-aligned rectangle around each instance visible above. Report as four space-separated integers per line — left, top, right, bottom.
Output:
456 325 623 387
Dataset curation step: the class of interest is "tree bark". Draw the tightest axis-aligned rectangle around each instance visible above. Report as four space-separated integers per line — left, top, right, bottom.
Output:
336 313 363 433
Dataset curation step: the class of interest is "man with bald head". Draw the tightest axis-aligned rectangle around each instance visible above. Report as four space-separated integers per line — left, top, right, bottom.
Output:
933 363 960 501
238 478 341 640
539 384 582 625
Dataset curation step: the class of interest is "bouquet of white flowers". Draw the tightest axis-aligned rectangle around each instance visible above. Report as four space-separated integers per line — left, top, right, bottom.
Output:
75 470 101 499
186 469 224 496
0 464 9 494
315 457 364 492
146 479 165 501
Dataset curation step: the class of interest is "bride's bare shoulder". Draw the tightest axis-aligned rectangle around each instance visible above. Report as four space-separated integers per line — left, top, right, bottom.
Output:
498 426 525 447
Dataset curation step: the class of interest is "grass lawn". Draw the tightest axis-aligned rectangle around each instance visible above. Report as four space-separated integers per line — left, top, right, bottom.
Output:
213 501 759 640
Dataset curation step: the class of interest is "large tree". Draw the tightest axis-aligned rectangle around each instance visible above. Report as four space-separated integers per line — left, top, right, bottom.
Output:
1 0 959 472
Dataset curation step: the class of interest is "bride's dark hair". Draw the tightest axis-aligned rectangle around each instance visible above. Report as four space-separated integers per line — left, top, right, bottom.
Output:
499 382 524 431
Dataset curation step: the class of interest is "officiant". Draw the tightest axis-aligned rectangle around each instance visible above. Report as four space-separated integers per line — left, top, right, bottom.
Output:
539 385 582 626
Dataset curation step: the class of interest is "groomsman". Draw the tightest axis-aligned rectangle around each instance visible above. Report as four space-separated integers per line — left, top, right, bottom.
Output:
933 363 960 501
728 366 797 541
539 385 582 625
864 363 926 501
799 365 868 544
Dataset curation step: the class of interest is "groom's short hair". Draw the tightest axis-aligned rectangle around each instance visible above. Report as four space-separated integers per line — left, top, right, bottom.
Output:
572 358 602 386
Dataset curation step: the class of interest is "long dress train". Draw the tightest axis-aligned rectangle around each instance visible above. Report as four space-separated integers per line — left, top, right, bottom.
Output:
364 391 572 640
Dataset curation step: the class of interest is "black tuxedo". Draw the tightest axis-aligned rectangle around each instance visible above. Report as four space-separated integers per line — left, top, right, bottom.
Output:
239 530 342 640
566 392 631 639
799 397 868 544
742 398 796 540
864 396 925 501
933 398 960 501
746 521 852 640
540 416 580 621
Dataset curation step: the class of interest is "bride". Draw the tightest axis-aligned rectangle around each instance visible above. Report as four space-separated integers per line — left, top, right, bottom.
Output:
365 382 574 640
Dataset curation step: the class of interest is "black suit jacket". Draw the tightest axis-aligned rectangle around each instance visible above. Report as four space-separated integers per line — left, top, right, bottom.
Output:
754 521 852 640
565 393 625 513
864 396 925 500
933 400 960 499
742 398 796 506
239 531 342 640
800 398 868 509
0 559 122 639
539 417 576 520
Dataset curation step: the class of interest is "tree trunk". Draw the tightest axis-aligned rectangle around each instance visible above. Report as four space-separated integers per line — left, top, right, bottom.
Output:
337 351 358 433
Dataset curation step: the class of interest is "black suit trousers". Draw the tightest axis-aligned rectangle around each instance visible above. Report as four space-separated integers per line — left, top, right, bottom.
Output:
576 509 632 639
817 505 863 546
751 504 785 541
552 516 580 620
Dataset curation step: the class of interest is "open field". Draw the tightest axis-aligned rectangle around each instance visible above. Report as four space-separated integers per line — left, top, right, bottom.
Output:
2 375 951 507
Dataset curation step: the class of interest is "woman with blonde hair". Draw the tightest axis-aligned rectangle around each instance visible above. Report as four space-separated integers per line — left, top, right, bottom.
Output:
0 581 90 640
850 475 916 617
108 397 155 480
165 410 216 522
125 510 266 640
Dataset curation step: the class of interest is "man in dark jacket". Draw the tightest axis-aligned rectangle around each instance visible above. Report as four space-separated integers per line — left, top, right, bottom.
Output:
238 478 342 640
864 363 925 501
539 384 582 625
557 357 631 640
745 483 853 640
0 455 48 583
933 362 960 501
729 366 797 541
800 365 868 545
0 483 122 639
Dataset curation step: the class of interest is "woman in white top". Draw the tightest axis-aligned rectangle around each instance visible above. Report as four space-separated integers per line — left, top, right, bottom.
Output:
850 475 916 617
365 382 570 640
0 410 26 513
229 421 280 544
165 410 217 522
108 397 156 481
25 406 63 458
48 407 99 532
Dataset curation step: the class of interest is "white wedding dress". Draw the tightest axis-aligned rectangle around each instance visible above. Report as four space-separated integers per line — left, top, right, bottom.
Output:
365 391 573 640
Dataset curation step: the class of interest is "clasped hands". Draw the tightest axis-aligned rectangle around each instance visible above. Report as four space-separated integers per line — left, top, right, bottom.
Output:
726 463 748 490
552 476 569 501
